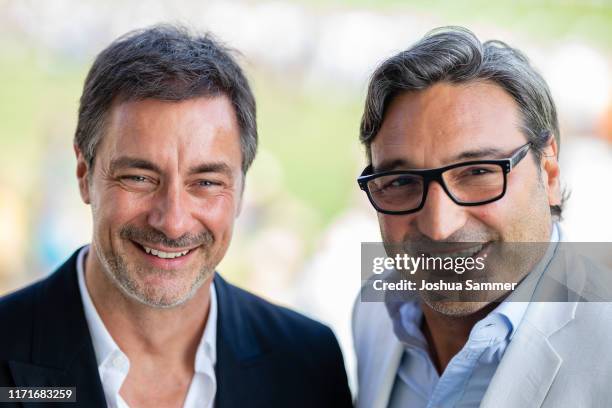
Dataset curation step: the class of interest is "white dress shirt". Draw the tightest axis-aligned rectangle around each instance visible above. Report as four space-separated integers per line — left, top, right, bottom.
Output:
387 225 559 408
76 245 217 408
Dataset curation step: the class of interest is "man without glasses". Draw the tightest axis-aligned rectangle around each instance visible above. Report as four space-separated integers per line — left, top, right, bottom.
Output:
0 25 352 408
353 27 612 407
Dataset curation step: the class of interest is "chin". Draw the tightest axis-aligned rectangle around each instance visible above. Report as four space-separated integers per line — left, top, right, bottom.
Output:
126 283 199 309
119 268 210 309
424 300 491 317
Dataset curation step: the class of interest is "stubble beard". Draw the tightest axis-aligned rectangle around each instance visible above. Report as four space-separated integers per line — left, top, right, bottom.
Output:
94 226 216 309
394 176 552 317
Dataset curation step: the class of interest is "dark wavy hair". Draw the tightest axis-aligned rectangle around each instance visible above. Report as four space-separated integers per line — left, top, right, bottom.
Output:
75 24 257 174
360 26 566 218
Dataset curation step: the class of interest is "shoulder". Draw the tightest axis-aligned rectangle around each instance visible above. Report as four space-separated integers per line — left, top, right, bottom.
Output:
0 278 47 360
217 275 338 348
573 253 612 302
545 242 612 301
351 277 394 345
351 281 398 374
538 302 612 404
569 301 612 340
0 248 81 360
0 278 45 316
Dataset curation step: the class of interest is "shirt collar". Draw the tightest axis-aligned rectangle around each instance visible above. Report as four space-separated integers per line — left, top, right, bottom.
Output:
199 271 218 370
77 245 119 368
493 222 561 339
76 245 218 372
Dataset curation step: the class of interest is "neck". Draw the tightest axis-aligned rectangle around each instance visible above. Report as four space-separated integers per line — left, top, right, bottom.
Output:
420 302 497 374
84 247 212 362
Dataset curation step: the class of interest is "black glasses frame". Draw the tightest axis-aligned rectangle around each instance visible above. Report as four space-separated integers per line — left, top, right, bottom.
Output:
357 142 532 215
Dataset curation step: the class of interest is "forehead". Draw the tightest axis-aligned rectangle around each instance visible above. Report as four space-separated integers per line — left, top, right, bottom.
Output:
370 81 525 169
98 96 242 168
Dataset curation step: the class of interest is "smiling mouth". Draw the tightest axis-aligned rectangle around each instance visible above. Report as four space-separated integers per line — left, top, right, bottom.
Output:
132 241 197 259
419 242 491 259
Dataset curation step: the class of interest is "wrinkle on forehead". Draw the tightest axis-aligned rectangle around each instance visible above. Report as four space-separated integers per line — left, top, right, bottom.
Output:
371 81 524 169
99 96 241 177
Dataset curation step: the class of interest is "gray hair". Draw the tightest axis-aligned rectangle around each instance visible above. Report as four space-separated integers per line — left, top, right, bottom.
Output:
360 26 565 218
75 24 257 174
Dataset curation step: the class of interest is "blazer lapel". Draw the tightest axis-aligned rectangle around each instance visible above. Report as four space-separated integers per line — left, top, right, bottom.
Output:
213 273 266 407
8 249 106 407
355 301 404 408
481 302 577 408
366 338 403 408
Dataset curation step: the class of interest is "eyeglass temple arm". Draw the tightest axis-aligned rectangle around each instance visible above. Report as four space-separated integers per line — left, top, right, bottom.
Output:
509 143 532 171
357 164 372 191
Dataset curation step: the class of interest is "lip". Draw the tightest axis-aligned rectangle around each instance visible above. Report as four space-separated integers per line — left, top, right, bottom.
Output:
417 242 492 278
420 242 490 257
132 240 201 253
130 240 199 270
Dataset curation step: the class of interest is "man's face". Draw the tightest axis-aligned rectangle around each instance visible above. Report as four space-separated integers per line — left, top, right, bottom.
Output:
77 96 243 308
370 81 560 315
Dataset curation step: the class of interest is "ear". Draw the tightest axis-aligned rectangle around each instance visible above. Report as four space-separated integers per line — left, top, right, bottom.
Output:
540 136 561 207
74 144 91 204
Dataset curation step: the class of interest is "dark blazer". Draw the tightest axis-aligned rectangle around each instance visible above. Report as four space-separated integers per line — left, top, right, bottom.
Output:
0 249 353 407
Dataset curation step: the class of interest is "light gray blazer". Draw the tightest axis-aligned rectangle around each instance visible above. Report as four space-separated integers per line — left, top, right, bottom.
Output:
353 244 612 408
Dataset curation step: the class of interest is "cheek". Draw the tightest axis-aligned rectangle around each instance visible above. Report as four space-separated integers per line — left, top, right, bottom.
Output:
469 204 503 226
195 195 238 237
469 177 547 240
468 192 528 236
378 213 411 242
92 188 150 232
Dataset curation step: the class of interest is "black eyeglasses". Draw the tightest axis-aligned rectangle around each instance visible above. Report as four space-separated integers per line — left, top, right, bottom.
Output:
357 143 532 215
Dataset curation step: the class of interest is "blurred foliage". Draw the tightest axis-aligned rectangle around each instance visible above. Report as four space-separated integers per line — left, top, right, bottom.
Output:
0 42 84 192
253 74 364 226
294 0 612 49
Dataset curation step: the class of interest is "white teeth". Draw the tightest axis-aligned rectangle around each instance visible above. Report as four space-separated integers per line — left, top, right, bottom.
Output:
426 244 484 259
143 246 190 259
443 244 484 258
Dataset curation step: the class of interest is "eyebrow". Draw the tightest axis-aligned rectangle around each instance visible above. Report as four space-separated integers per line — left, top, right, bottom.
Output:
373 147 507 173
109 157 161 174
109 156 234 177
188 162 233 177
451 147 505 161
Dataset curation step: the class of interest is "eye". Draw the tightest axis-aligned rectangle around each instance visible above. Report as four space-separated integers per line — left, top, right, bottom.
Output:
382 175 419 190
456 167 494 178
391 176 417 187
119 175 152 184
452 165 501 183
469 168 491 176
118 174 157 191
192 179 228 196
197 179 223 188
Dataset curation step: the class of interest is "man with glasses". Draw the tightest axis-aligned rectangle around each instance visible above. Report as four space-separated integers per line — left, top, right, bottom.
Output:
353 27 612 407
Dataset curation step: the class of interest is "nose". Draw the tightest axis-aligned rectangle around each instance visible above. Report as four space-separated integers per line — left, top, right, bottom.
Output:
147 179 195 240
415 181 467 241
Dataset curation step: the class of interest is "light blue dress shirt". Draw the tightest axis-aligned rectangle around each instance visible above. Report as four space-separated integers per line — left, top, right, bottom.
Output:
388 225 559 408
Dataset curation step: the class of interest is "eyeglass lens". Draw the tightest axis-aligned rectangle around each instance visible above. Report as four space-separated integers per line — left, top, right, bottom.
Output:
367 163 504 212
